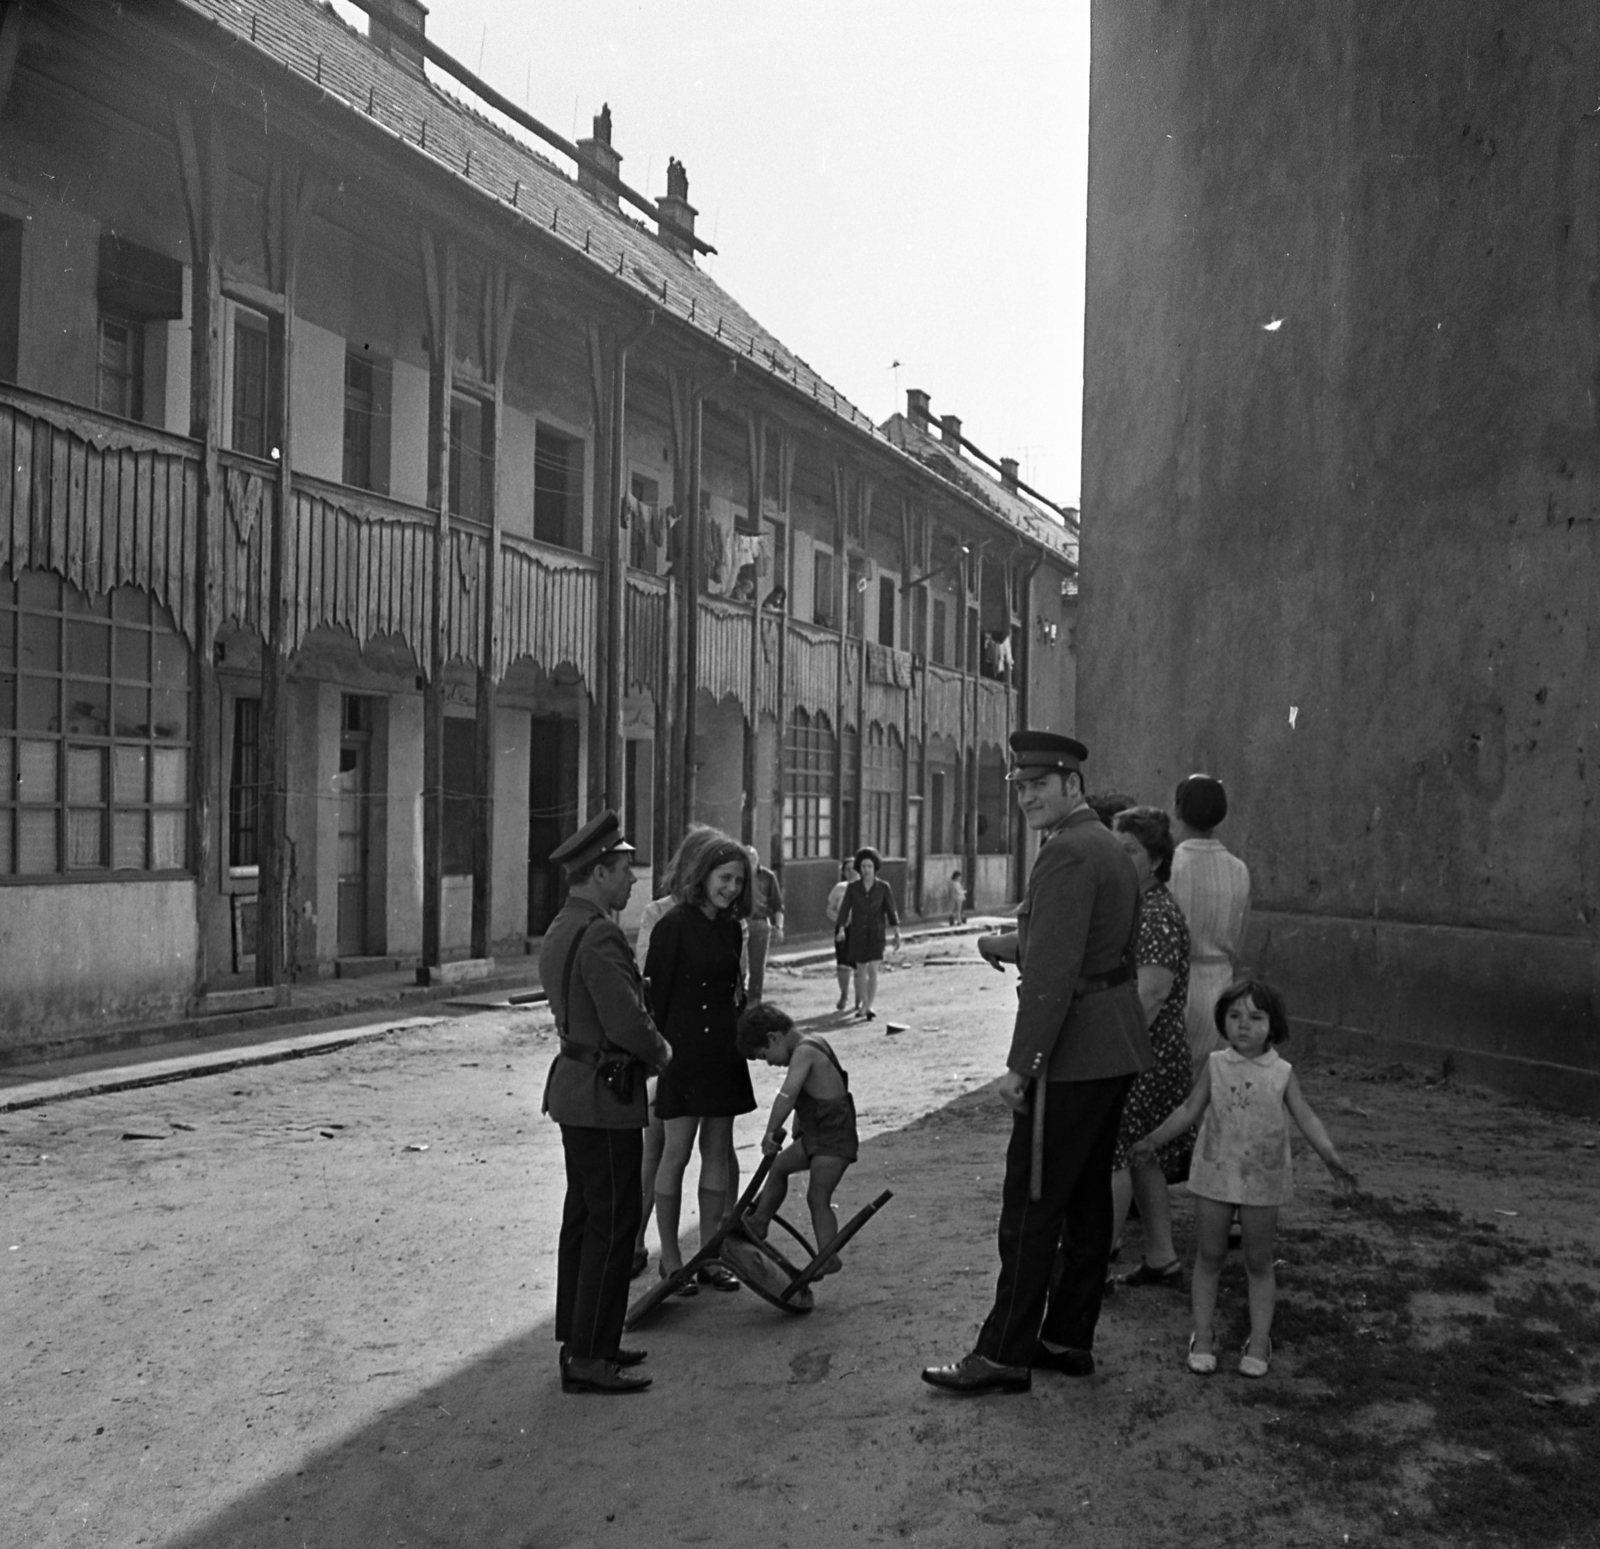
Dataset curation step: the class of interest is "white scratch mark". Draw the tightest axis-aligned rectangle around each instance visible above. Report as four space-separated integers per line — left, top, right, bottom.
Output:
1263 318 1284 332
1289 705 1300 729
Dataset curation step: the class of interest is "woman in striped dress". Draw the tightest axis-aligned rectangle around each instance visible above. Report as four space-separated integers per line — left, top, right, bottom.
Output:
1168 774 1251 1073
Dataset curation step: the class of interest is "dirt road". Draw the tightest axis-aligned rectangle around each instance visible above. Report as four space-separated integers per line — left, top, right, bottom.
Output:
6 939 1599 1548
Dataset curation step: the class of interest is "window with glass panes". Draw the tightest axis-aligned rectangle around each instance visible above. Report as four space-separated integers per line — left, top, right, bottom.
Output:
228 696 261 870
0 573 191 877
863 722 903 856
231 310 272 458
781 707 834 858
96 315 143 421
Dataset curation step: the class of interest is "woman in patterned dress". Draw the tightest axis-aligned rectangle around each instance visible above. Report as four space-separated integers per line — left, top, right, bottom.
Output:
1106 805 1193 1288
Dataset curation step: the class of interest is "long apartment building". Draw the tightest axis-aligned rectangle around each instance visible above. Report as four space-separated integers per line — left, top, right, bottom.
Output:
0 0 1079 1049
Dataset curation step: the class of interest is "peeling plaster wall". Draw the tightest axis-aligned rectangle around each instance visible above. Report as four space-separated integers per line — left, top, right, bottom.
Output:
1082 2 1600 1107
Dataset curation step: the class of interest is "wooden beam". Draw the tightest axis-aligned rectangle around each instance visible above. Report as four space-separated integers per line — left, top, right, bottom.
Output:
0 2 23 124
832 462 847 856
256 155 317 989
420 232 456 975
742 408 764 847
170 92 225 994
470 263 522 960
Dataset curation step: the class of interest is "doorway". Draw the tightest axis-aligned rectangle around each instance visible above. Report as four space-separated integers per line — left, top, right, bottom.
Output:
336 695 374 957
528 714 579 937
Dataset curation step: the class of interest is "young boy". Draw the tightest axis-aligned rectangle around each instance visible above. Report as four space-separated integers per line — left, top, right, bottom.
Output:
736 1003 859 1272
945 869 966 927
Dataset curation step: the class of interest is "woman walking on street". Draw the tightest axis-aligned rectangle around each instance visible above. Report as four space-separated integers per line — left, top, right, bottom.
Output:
644 831 756 1293
834 846 901 1021
825 858 858 1012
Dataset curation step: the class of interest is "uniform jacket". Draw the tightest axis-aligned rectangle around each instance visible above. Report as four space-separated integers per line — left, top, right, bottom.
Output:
1007 806 1152 1084
539 894 671 1129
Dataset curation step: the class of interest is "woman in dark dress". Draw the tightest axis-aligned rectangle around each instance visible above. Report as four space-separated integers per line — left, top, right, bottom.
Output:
644 831 755 1291
833 846 900 1021
1106 805 1194 1288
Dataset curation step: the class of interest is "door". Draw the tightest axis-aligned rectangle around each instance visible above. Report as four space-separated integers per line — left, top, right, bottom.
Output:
528 715 578 937
336 695 372 957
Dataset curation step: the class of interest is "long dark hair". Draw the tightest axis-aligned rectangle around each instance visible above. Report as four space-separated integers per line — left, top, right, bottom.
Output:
676 829 752 919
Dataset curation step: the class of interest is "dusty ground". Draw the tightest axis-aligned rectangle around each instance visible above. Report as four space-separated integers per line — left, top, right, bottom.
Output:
5 939 1599 1548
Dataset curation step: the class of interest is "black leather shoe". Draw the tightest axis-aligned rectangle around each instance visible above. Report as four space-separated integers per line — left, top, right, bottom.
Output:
562 1357 652 1395
613 1346 648 1368
920 1354 1031 1395
1032 1344 1095 1376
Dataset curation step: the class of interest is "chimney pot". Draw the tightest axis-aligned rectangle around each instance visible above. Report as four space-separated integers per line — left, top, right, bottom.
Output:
577 103 623 208
656 157 698 259
906 388 931 427
1000 457 1019 492
368 0 429 77
941 414 962 452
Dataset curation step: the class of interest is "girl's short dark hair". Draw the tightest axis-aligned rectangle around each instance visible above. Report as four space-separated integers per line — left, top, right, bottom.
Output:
736 1001 794 1059
854 846 882 873
1175 773 1229 832
1112 805 1175 883
1213 975 1289 1045
676 830 752 918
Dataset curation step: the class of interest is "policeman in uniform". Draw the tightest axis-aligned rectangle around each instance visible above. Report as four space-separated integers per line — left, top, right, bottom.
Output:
922 731 1151 1394
539 810 672 1395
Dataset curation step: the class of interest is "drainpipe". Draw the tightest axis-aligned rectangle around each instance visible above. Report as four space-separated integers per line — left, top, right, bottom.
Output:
604 309 654 810
681 358 738 832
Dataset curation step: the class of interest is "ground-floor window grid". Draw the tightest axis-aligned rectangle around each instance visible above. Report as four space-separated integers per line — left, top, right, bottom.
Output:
0 571 191 878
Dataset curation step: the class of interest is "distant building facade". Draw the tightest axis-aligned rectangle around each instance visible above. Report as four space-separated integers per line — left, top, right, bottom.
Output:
1081 3 1600 1107
0 0 1076 1050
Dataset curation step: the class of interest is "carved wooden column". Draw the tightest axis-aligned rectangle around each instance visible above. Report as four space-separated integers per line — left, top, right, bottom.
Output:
170 97 225 993
471 265 521 960
419 233 456 975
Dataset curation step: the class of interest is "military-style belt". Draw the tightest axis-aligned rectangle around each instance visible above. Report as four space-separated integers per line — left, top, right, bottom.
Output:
558 1037 628 1067
1073 966 1133 998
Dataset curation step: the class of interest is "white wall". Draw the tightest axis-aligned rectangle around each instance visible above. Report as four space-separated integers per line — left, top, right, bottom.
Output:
492 708 530 948
291 319 347 482
0 881 196 1044
499 403 538 540
389 359 430 505
386 691 425 955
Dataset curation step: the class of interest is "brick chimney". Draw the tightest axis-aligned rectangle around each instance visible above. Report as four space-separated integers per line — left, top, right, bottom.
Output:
1000 456 1019 492
656 158 698 259
368 0 428 77
906 388 931 428
941 413 962 454
577 105 622 208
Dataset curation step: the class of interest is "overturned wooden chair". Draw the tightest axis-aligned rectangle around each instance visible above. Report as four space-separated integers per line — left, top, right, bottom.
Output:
625 1154 893 1327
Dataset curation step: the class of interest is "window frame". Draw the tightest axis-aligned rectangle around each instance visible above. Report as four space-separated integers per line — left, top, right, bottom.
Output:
0 573 192 883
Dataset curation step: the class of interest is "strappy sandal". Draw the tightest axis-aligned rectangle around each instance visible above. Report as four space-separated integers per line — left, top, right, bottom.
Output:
1116 1259 1183 1289
1187 1334 1217 1375
695 1260 741 1292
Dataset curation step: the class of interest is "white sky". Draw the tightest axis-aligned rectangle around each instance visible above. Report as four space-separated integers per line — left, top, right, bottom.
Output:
337 2 1090 506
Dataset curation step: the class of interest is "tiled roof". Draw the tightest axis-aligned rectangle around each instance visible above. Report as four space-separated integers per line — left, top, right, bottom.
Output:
166 0 1074 560
880 414 1077 566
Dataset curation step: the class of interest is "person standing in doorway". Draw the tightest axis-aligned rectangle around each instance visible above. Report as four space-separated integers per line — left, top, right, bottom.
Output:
539 810 672 1395
744 846 785 1005
1169 774 1252 1072
922 731 1150 1394
834 847 901 1021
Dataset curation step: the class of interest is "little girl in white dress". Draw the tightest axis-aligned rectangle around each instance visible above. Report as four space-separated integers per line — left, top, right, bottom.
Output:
1133 976 1355 1378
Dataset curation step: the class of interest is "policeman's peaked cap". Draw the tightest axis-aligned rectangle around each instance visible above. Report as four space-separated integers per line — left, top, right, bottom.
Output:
549 808 636 875
1006 729 1088 782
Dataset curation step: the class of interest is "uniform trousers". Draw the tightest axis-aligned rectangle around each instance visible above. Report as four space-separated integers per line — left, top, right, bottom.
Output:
974 1074 1131 1367
746 919 773 1004
556 1125 644 1361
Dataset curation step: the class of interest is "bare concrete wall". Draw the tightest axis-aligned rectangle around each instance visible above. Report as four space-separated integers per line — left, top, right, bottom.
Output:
1081 2 1600 1107
0 882 196 1047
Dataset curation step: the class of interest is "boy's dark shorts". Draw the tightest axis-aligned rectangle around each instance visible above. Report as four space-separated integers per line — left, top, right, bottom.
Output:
799 1095 859 1163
